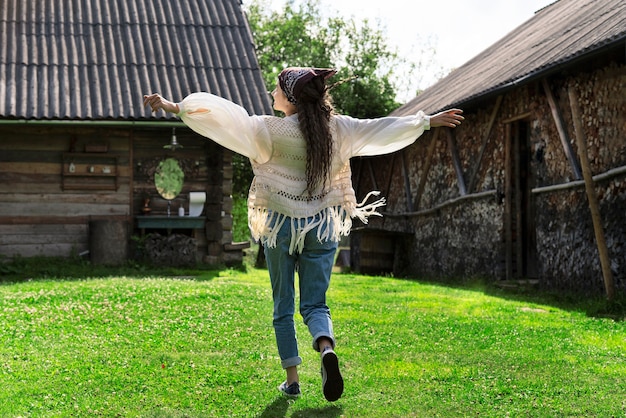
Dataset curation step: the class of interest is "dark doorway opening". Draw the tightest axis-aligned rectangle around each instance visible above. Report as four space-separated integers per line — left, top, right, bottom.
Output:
503 120 538 279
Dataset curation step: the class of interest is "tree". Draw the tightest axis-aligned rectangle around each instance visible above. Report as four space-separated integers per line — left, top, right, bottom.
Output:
244 0 407 118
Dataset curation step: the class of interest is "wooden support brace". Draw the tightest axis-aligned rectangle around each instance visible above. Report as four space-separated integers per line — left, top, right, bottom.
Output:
384 153 397 198
514 127 523 277
504 123 513 281
400 151 414 212
542 78 583 180
366 158 379 190
413 129 439 210
446 128 467 196
468 95 502 193
353 158 363 198
568 88 615 302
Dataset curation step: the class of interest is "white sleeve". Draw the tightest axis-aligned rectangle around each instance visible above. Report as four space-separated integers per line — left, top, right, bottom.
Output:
335 112 430 161
177 92 272 163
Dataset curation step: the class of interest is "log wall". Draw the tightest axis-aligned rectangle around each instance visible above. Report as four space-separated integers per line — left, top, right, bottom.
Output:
0 125 131 258
0 124 239 265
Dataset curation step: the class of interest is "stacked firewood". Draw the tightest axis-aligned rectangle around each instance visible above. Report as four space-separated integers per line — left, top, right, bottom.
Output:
144 233 197 266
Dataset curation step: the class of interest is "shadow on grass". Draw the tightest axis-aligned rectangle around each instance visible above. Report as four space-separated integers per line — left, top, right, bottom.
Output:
484 282 625 321
0 255 222 284
390 274 625 321
257 397 342 418
291 405 342 418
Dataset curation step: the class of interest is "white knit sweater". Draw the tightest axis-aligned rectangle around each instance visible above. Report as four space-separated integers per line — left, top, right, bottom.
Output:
177 92 430 253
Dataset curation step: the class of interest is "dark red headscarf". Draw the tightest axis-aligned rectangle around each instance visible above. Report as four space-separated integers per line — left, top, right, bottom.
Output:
278 67 337 104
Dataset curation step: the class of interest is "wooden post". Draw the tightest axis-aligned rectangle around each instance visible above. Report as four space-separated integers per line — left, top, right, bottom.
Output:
90 219 129 265
514 126 523 278
568 88 615 301
504 123 513 281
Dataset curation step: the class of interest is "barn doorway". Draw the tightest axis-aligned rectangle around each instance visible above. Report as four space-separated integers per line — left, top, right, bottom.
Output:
503 120 538 279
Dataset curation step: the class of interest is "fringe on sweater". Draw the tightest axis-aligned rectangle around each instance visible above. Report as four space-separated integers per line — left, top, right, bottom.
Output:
248 191 386 254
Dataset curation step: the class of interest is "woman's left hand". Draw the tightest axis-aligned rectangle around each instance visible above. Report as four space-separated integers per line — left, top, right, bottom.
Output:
430 109 464 128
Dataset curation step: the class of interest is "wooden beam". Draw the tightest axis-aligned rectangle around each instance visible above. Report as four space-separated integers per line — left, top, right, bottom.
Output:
446 129 467 196
542 78 583 180
568 88 615 302
501 112 532 124
504 123 513 281
532 164 626 195
0 215 129 224
400 151 414 212
385 189 497 218
353 158 363 198
384 153 397 198
129 130 135 228
413 129 439 210
366 158 379 190
514 126 523 278
468 95 502 193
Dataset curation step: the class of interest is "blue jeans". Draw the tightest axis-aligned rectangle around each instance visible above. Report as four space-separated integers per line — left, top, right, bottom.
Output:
264 215 338 369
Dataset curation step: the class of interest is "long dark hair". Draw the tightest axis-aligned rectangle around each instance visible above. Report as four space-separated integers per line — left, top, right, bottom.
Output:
295 76 334 197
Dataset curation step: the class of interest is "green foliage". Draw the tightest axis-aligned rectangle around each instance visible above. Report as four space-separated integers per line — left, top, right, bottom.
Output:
231 194 251 242
245 0 404 118
232 153 253 199
0 266 624 416
155 158 184 200
246 0 337 92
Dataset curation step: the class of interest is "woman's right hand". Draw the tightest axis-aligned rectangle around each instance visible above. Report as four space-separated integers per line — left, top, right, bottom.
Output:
430 109 464 128
143 93 180 114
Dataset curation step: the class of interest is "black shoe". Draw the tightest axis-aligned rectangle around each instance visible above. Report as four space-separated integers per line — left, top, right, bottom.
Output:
321 348 343 402
278 381 301 398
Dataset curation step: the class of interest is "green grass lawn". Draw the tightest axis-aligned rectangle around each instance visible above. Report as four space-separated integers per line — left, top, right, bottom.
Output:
0 260 624 417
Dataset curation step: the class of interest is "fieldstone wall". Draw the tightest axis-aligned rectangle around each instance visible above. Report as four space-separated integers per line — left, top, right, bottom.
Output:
355 62 625 296
400 197 503 279
530 63 626 294
534 177 626 293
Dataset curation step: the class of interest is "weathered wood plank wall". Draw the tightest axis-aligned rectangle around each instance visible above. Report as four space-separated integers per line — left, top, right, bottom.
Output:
0 125 237 264
0 125 131 258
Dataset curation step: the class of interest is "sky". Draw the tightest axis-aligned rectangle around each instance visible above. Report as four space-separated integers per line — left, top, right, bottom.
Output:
255 0 556 101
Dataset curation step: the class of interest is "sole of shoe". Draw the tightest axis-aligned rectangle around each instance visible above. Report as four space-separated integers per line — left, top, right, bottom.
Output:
321 350 343 402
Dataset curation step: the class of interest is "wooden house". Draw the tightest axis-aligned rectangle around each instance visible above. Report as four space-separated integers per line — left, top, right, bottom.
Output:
0 0 273 265
352 0 625 297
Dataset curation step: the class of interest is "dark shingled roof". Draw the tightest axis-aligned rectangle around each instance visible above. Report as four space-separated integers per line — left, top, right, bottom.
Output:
0 0 273 120
393 0 626 115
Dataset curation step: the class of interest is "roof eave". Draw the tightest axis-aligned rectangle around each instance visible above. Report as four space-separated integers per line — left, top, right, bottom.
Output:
435 35 626 112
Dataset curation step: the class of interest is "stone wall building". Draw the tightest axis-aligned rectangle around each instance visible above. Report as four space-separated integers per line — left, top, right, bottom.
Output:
352 0 625 297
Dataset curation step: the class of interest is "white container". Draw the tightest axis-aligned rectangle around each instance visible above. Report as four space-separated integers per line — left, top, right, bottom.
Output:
188 192 206 217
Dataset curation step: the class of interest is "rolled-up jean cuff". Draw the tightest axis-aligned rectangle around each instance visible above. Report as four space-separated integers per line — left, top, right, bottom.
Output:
312 332 335 352
281 356 303 369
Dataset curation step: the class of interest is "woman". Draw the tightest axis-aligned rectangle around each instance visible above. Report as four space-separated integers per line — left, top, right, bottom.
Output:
144 67 463 402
